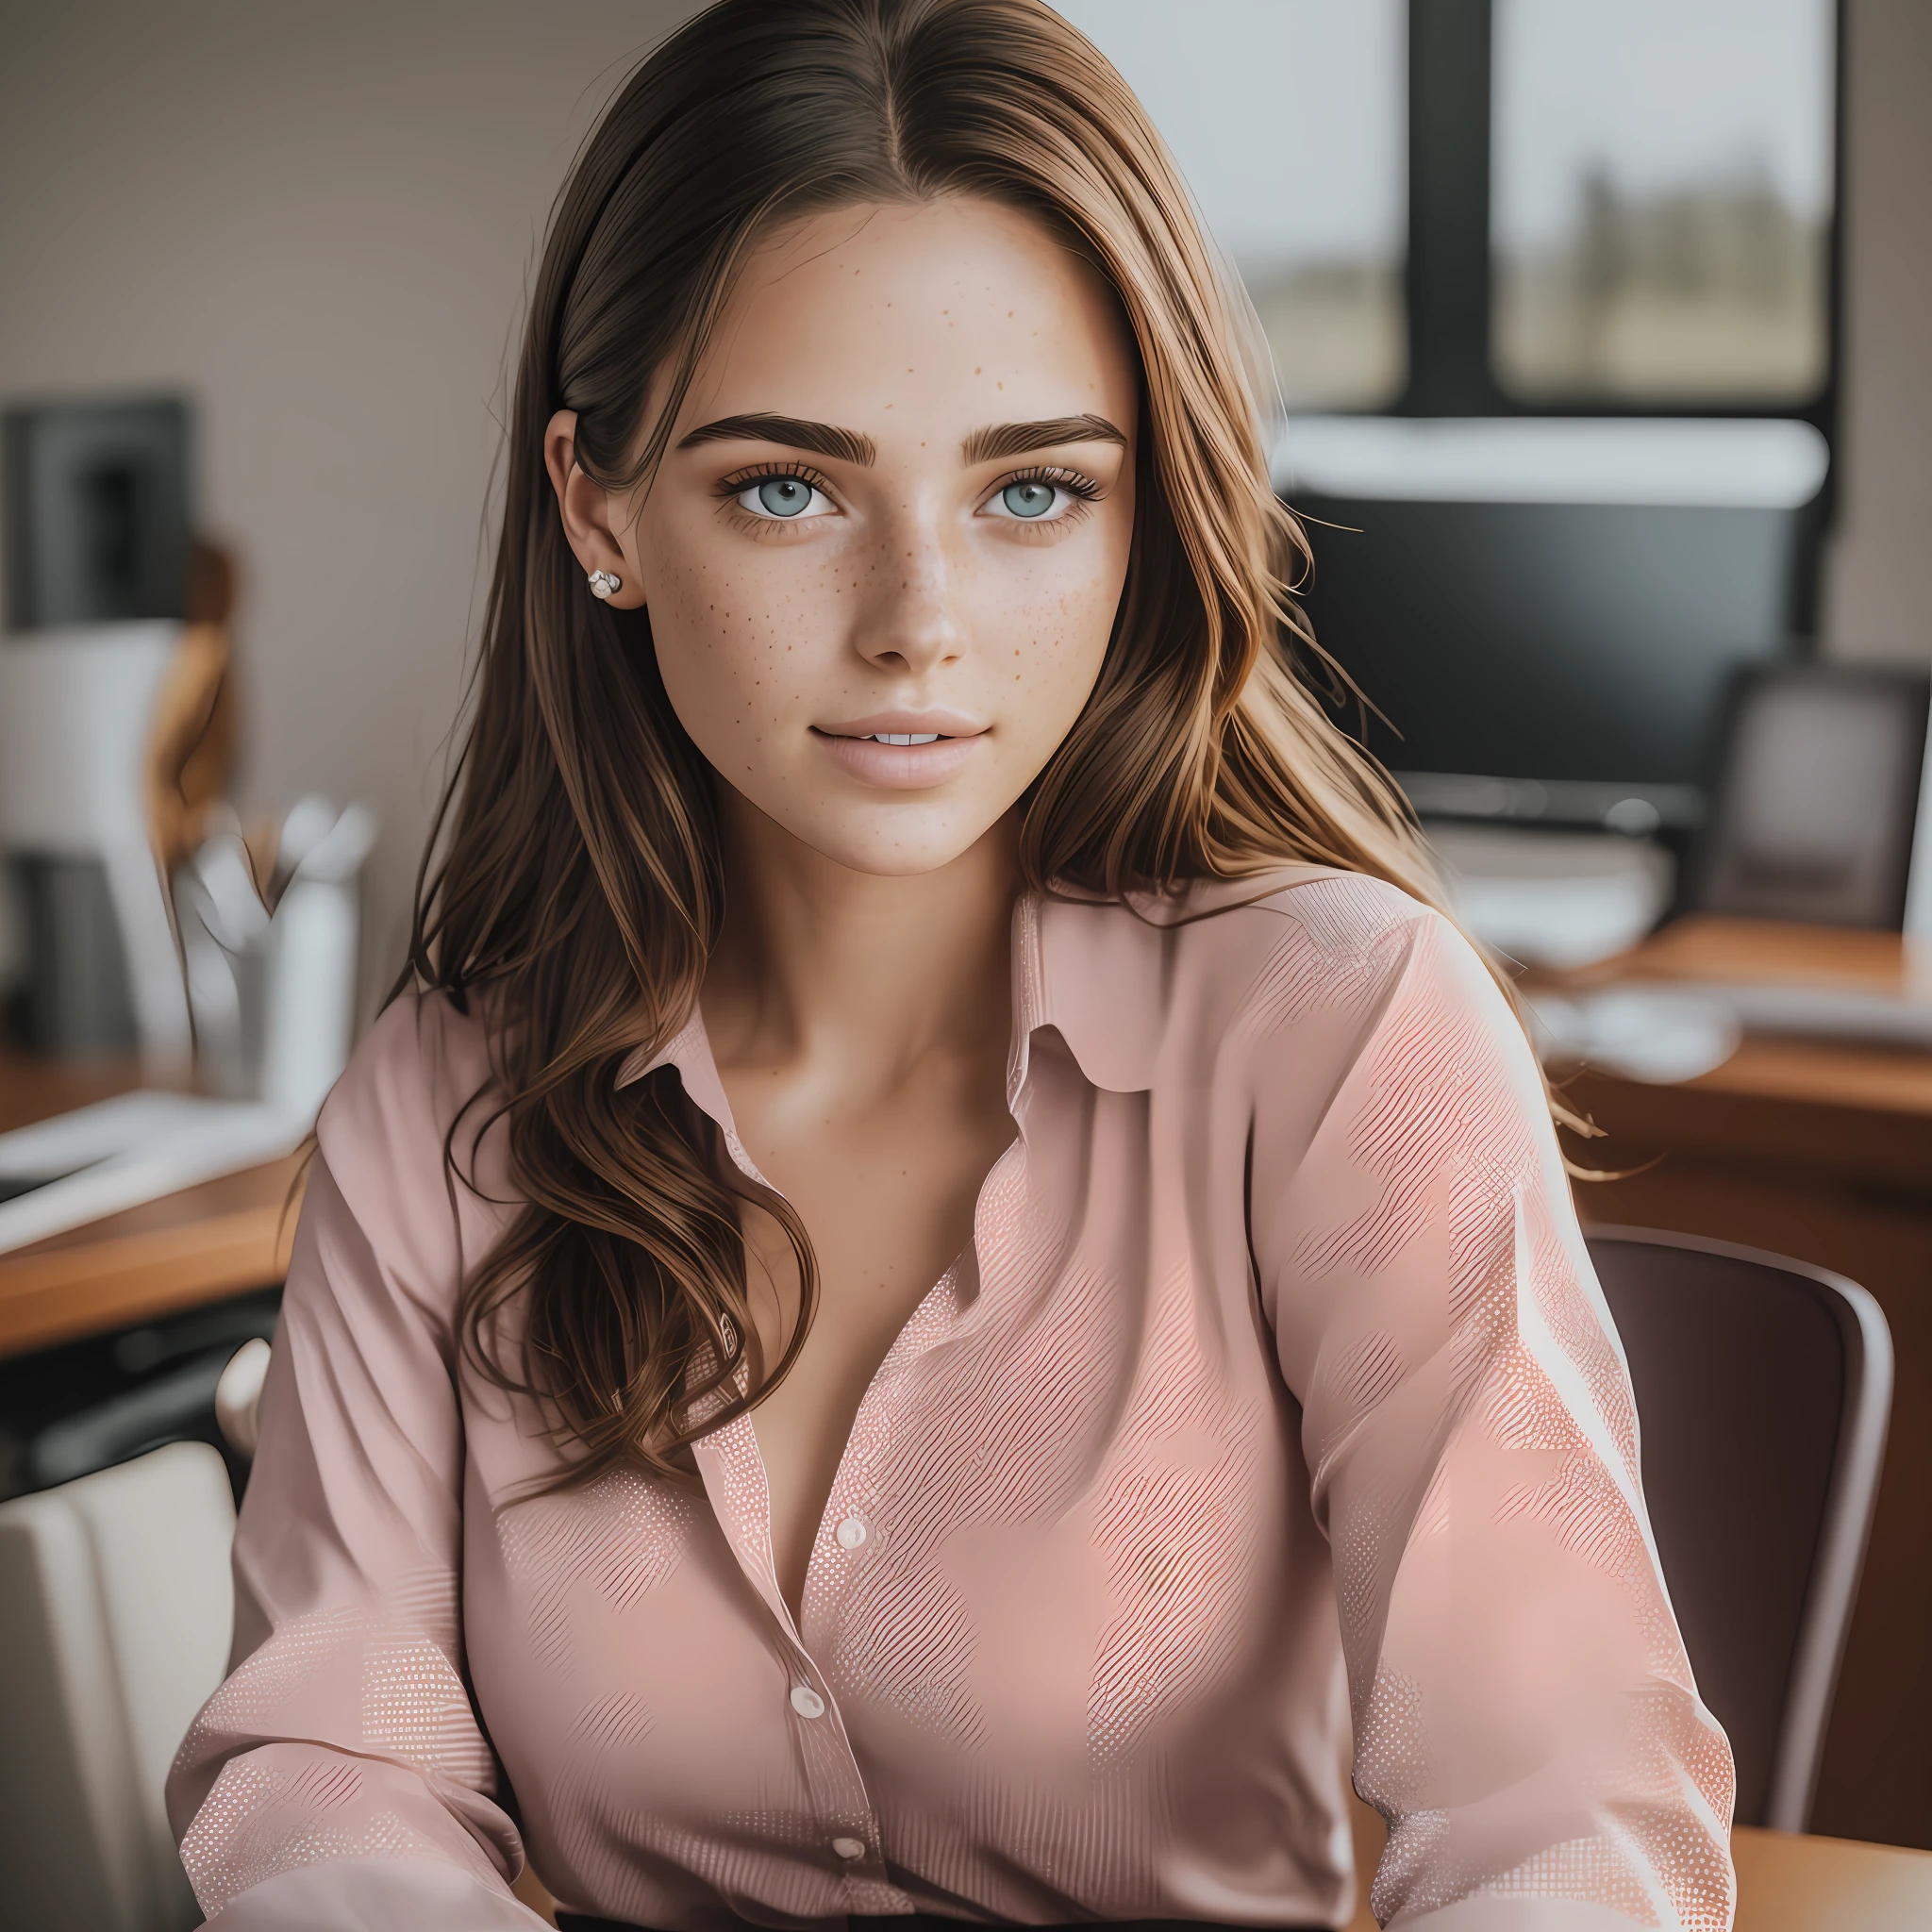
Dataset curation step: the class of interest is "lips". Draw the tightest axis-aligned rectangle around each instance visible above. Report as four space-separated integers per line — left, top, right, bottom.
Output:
811 710 987 790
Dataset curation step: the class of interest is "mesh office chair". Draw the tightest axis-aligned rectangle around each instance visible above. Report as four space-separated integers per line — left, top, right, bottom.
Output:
1586 1226 1893 1832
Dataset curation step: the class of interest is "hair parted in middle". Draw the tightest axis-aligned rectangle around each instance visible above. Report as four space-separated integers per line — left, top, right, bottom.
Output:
407 0 1519 1489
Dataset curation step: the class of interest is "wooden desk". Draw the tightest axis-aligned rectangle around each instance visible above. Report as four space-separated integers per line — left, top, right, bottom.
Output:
0 1047 300 1358
1544 917 1932 1852
1340 1797 1932 1930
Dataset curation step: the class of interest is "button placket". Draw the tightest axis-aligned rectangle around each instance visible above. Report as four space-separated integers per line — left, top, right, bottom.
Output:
785 1671 892 1891
790 1363 905 1900
640 1016 915 1912
691 1420 889 1898
786 1477 884 1890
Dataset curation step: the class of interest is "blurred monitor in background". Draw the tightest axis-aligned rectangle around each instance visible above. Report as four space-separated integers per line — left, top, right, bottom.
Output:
0 393 196 1057
1058 0 1841 855
1697 666 1929 929
1492 0 1836 404
1280 416 1831 837
1052 0 1407 410
2 396 192 631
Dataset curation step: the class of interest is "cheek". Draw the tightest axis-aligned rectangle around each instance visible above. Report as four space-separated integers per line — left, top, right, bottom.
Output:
639 524 826 739
992 540 1127 721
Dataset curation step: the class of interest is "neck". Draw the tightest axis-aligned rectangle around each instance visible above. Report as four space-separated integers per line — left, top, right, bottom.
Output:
701 795 1019 1091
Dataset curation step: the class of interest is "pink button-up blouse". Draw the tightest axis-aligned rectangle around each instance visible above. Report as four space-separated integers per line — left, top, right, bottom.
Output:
166 869 1736 1932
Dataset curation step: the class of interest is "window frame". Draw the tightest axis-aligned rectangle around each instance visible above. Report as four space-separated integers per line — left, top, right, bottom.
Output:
1388 0 1843 623
1397 0 1843 431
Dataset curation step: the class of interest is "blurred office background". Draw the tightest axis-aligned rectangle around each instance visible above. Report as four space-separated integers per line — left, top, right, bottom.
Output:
0 1 723 1000
1 0 1926 996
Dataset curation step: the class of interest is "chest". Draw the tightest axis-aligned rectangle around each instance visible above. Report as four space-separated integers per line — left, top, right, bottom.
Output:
468 1326 1316 1925
469 1180 1311 1812
461 1063 1332 1915
723 1058 1020 1613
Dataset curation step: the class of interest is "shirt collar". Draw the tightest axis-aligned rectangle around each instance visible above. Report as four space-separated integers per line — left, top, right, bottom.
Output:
613 893 1064 1118
615 869 1330 1120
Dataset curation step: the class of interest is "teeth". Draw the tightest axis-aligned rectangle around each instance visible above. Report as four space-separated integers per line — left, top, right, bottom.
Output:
868 732 941 745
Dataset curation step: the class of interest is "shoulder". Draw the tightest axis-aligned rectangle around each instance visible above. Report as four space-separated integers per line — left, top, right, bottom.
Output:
1215 874 1549 1165
1043 863 1457 1014
1183 868 1506 1050
1154 876 1550 1192
1206 867 1525 1062
317 988 497 1168
1185 865 1439 961
311 989 511 1259
1034 867 1489 1092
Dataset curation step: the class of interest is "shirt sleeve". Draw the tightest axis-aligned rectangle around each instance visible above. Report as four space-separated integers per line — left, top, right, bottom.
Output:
1247 893 1737 1932
164 997 548 1930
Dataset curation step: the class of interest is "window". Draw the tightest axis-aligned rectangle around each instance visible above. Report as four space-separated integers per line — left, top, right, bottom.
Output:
1053 0 1407 410
1491 0 1835 404
1059 1 1836 425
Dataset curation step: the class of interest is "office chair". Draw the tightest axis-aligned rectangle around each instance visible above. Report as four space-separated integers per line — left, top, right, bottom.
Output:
1586 1226 1893 1832
0 1439 236 1932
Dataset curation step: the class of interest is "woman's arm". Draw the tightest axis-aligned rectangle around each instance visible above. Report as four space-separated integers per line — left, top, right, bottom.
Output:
165 997 546 1929
1248 891 1736 1932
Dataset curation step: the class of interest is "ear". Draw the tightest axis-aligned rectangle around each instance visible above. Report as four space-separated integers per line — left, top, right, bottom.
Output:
543 409 646 609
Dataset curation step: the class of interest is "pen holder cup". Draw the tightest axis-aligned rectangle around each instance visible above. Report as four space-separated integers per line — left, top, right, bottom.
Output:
175 799 375 1124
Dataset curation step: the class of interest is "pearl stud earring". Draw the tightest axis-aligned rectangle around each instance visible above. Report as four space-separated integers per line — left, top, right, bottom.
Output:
587 569 623 601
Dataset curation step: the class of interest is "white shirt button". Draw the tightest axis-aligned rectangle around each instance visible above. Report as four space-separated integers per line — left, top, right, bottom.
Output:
831 1836 866 1861
836 1515 869 1550
790 1684 825 1720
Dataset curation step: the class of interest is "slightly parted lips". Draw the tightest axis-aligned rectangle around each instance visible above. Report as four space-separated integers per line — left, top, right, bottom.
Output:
809 714 986 789
812 709 987 742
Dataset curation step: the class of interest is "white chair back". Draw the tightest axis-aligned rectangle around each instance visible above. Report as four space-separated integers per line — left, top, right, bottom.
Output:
0 1441 235 1931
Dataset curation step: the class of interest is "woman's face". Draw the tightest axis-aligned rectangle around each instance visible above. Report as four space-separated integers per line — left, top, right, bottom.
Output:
550 197 1140 876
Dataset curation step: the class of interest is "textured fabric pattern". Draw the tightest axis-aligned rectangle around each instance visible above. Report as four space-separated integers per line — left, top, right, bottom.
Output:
167 871 1735 1931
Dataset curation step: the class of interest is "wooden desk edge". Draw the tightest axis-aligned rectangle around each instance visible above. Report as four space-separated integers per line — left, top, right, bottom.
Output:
1733 1822 1932 1927
0 1191 299 1357
1532 915 1932 1129
1345 1796 1932 1928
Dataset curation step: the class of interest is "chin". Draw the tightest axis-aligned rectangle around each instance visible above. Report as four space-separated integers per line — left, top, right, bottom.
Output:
788 810 1001 879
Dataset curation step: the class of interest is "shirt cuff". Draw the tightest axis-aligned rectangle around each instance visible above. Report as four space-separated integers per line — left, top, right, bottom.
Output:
201 1857 552 1931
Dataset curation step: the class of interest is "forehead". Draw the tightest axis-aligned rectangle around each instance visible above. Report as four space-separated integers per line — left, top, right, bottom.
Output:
675 197 1138 447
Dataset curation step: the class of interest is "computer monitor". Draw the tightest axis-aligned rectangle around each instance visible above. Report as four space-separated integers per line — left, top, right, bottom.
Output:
1277 418 1830 832
2 394 191 632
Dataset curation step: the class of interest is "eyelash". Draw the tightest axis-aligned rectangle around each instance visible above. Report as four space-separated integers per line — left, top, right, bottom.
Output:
713 459 1106 527
715 460 836 504
998 463 1103 506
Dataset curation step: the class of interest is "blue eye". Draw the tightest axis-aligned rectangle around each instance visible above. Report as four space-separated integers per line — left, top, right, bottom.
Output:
757 477 813 517
1001 480 1057 519
726 470 838 523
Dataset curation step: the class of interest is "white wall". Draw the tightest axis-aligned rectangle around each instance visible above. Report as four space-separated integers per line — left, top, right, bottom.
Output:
0 0 706 1001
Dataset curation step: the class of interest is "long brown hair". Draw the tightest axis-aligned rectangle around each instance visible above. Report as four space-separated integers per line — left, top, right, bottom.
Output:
408 0 1506 1486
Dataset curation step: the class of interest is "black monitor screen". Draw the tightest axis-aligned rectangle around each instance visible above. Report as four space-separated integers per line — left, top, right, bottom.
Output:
1279 420 1826 830
2 395 192 632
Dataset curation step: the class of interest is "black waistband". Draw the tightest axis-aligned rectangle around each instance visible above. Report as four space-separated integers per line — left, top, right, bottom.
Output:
558 1918 1324 1932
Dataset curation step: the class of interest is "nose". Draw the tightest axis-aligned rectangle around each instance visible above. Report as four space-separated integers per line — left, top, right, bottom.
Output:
853 505 966 676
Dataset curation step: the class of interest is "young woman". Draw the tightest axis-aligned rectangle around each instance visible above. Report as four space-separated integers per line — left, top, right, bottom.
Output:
168 4 1735 1928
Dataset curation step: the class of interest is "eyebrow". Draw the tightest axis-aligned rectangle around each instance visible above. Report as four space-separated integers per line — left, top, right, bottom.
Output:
677 413 877 466
675 409 1128 469
961 413 1127 463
